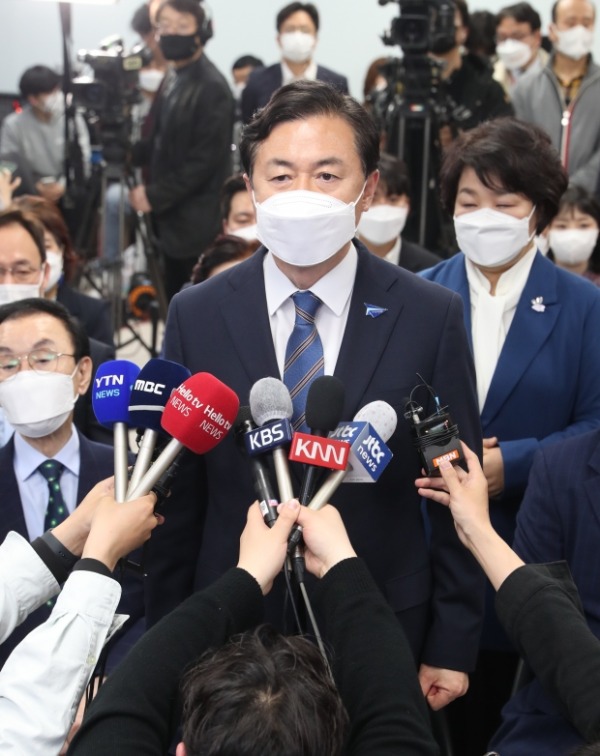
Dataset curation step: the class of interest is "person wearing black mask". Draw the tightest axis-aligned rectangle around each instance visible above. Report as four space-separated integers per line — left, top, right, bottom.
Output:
129 0 234 300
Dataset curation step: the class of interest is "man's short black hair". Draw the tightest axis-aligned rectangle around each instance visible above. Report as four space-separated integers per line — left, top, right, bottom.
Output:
378 153 411 199
220 173 248 221
19 66 61 100
0 298 90 361
276 2 319 32
131 3 153 36
190 235 256 284
232 55 264 71
497 2 541 31
455 0 470 29
181 625 348 756
240 80 380 179
0 208 46 264
156 0 206 31
440 117 568 233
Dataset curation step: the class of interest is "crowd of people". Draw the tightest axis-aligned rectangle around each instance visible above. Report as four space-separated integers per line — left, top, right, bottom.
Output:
0 0 599 754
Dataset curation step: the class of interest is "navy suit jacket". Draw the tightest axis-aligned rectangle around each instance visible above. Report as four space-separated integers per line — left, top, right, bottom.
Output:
147 241 485 672
0 431 144 669
241 62 349 123
399 238 442 273
490 429 600 755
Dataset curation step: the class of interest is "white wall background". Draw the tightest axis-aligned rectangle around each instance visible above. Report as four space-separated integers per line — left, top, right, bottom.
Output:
1 0 596 98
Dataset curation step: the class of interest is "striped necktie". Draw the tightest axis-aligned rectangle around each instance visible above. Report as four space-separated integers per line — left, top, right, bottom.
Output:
283 291 324 433
38 460 68 532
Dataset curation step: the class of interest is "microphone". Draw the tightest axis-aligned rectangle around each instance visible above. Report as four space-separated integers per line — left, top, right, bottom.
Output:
92 360 141 502
249 377 295 503
235 406 279 528
126 358 191 497
287 400 397 550
127 372 239 500
290 376 345 505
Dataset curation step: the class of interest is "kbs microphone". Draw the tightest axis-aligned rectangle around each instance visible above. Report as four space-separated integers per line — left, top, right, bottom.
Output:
289 376 345 505
235 406 278 528
249 377 295 503
92 360 141 502
288 401 397 550
126 358 191 497
127 372 239 500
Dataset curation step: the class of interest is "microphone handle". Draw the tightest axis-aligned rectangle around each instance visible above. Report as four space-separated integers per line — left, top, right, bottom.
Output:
127 429 159 498
250 456 279 528
114 422 130 503
127 436 183 500
288 468 347 551
273 446 295 502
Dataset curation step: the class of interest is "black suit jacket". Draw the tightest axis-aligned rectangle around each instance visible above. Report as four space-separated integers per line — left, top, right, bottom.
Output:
147 241 485 672
241 62 349 123
73 337 115 446
0 431 144 669
56 284 114 348
399 238 442 273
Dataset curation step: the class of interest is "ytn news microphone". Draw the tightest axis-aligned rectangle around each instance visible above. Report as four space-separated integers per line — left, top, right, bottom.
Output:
127 372 239 500
248 377 295 503
92 359 140 502
126 358 191 497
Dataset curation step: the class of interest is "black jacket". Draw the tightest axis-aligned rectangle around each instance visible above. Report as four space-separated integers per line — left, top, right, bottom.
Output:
137 54 234 260
56 283 114 348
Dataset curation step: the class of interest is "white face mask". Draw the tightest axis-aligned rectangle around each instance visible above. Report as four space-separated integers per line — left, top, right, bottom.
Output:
549 228 599 265
0 276 43 305
358 204 408 245
229 223 258 242
44 250 64 292
280 31 316 63
254 186 365 267
454 205 536 268
554 25 594 60
139 68 165 93
496 39 533 70
42 90 64 119
0 367 78 438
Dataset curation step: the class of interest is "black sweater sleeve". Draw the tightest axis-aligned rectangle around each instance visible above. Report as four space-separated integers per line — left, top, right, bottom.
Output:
68 568 263 756
313 558 439 756
496 561 600 743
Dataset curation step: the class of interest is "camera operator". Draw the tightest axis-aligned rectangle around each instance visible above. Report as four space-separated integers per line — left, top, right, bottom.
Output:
129 0 234 300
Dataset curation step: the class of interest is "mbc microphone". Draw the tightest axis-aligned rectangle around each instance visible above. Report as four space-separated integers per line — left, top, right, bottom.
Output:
235 406 279 528
249 377 295 503
127 372 239 500
126 358 191 497
92 359 140 502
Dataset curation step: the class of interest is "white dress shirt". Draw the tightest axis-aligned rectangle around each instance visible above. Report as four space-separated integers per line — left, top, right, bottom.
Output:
281 59 318 85
263 245 357 377
13 428 80 541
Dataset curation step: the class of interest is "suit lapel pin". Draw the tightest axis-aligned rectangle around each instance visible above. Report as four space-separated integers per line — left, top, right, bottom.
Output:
364 303 388 318
531 296 545 313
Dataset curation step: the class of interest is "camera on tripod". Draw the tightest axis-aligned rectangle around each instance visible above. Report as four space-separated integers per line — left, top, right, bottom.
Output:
380 0 456 55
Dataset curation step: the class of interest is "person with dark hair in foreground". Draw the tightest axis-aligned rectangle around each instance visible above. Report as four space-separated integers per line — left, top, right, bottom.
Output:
417 444 600 754
69 501 439 755
188 235 256 285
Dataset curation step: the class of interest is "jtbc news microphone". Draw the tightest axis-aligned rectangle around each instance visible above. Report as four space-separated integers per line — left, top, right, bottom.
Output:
126 358 191 497
92 359 140 502
127 372 239 500
248 377 295 503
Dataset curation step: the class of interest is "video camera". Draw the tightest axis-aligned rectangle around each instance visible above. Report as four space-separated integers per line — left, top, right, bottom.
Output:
379 0 457 55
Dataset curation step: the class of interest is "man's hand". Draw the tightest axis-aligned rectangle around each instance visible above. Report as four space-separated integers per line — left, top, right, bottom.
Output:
35 180 65 203
418 664 469 710
0 168 20 209
129 184 152 213
52 477 115 556
483 437 504 497
295 504 357 578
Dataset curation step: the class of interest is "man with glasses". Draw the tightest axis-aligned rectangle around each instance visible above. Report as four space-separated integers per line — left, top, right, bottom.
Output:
493 3 549 96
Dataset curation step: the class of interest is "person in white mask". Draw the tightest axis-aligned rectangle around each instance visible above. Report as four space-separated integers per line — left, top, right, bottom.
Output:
548 184 600 285
421 116 600 756
240 2 348 125
512 0 600 191
154 79 486 723
493 2 549 96
220 173 259 242
0 209 48 305
357 153 441 273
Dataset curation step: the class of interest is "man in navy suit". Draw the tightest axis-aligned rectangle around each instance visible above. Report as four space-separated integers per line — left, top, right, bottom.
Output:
488 429 600 755
148 79 484 712
0 298 144 672
241 2 348 124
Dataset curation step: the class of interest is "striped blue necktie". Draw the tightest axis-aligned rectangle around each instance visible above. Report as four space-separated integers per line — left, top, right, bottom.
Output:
38 460 67 532
283 291 324 433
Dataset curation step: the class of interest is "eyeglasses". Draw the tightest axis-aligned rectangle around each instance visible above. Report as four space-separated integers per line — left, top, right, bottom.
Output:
0 349 75 380
0 264 42 283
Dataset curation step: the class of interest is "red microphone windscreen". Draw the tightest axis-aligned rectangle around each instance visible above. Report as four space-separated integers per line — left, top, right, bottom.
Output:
161 372 239 454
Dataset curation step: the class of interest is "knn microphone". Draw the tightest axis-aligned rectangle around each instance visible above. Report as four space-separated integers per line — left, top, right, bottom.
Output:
92 359 141 502
127 372 239 500
126 358 191 497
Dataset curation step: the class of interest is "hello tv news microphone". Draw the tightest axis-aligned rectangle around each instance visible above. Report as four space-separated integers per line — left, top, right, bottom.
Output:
287 400 397 550
92 360 141 503
288 375 346 505
235 406 279 528
126 358 191 497
127 372 239 500
248 377 295 503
